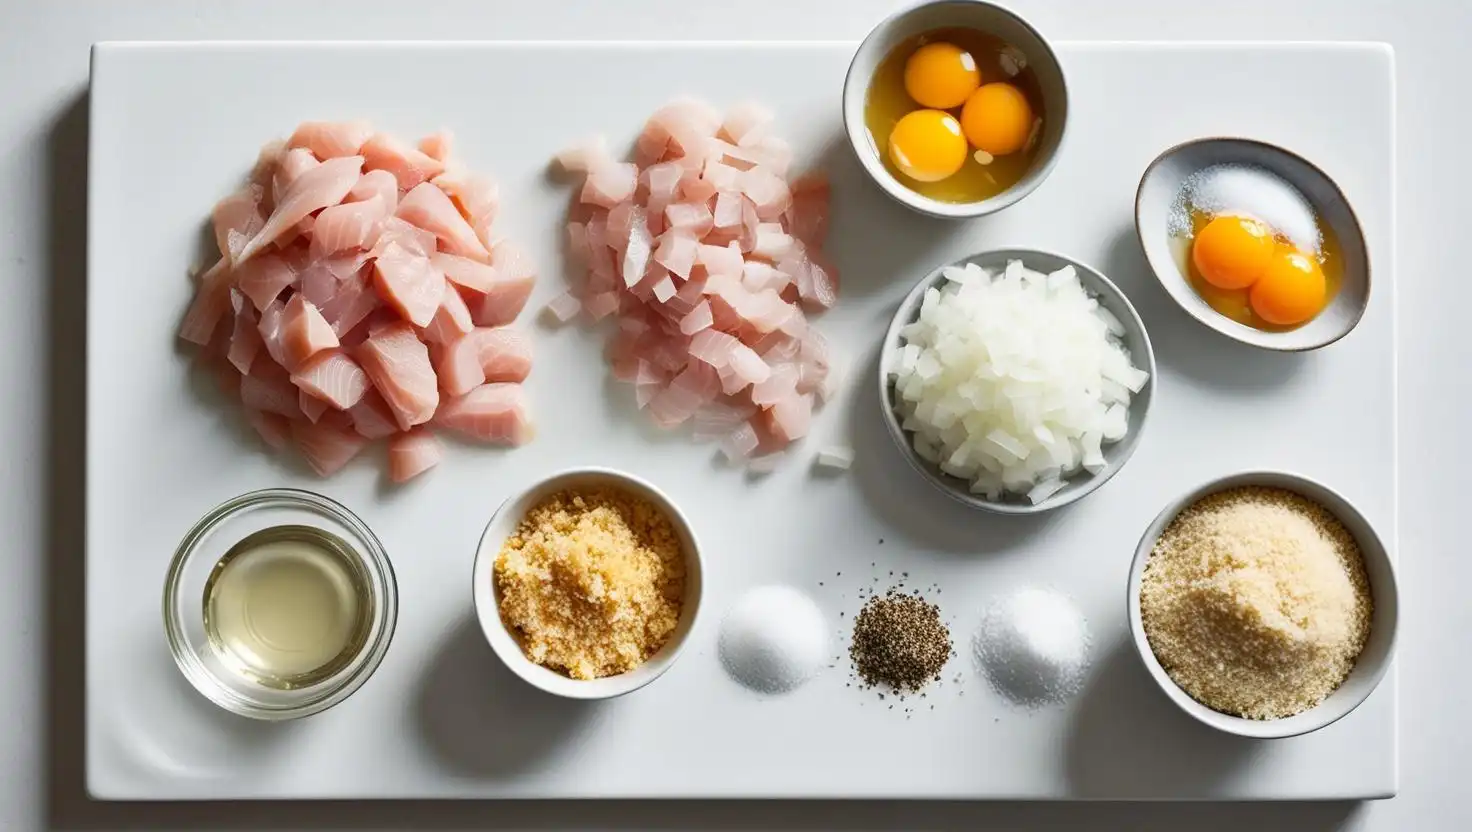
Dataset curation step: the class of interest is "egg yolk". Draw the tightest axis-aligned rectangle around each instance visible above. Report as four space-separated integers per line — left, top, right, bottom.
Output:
1250 250 1326 325
1192 215 1275 290
888 109 968 182
904 42 981 109
960 82 1033 156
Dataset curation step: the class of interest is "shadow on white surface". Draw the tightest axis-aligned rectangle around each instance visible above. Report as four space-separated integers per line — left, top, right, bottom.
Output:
44 89 1366 831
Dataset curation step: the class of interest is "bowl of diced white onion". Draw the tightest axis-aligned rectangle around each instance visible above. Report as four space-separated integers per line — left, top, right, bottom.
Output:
880 248 1156 514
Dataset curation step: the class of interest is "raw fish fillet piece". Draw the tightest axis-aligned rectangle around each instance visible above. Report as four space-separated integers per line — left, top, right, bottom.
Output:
347 169 399 214
388 428 444 483
291 349 369 410
237 155 364 265
226 291 263 374
361 133 445 191
417 130 454 163
555 135 612 173
720 101 774 147
787 173 829 245
317 272 381 338
652 230 698 280
740 166 792 220
372 216 437 259
356 322 439 430
373 240 446 327
272 147 320 206
432 170 499 251
281 294 340 369
581 163 639 209
665 202 713 237
419 281 475 346
310 194 387 258
299 389 329 423
291 419 368 476
448 245 535 328
765 390 813 443
178 259 234 345
256 296 289 367
240 361 301 420
433 251 497 293
244 408 291 450
397 182 490 260
436 382 534 446
212 184 265 262
287 120 373 160
435 327 534 397
678 300 714 335
348 389 399 439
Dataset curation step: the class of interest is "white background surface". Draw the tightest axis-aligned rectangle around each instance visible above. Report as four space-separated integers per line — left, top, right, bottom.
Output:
83 39 1396 801
3 0 1467 828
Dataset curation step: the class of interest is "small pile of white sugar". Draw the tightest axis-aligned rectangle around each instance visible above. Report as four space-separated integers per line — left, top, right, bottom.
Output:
973 587 1091 708
1167 163 1321 256
719 585 829 695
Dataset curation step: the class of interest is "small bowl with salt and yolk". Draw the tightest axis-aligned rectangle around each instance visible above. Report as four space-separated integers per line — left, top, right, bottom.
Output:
1135 138 1371 352
844 0 1069 219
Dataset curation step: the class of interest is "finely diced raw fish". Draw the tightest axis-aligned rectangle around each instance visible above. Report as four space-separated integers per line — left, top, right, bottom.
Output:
653 230 699 280
741 261 788 294
566 222 590 265
361 133 445 191
650 275 677 303
584 292 619 321
291 349 369 410
299 390 329 423
582 162 639 208
310 194 387 259
720 422 760 461
665 202 714 237
373 240 445 327
679 300 713 335
797 252 839 311
555 135 612 173
620 208 653 287
178 259 234 345
647 363 719 428
697 241 744 278
543 291 582 324
689 329 739 368
356 323 439 429
281 294 340 369
417 130 454 163
212 185 265 262
712 191 744 229
226 292 263 374
397 181 490 260
420 281 474 345
347 169 400 214
348 389 399 439
237 155 364 265
288 120 373 160
752 223 794 260
272 148 320 206
643 162 683 212
292 420 368 476
721 101 774 147
240 362 300 419
388 428 444 482
740 167 791 220
765 390 813 444
651 97 722 154
703 158 741 191
788 174 830 245
437 382 534 445
751 362 799 407
432 170 499 250
244 409 291 450
727 344 772 387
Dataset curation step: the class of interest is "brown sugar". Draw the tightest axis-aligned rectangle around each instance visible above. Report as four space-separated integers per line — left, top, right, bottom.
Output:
494 486 685 680
1139 486 1372 720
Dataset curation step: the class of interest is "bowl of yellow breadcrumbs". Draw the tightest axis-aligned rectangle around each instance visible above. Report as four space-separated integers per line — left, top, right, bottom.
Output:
1128 470 1398 739
472 467 703 699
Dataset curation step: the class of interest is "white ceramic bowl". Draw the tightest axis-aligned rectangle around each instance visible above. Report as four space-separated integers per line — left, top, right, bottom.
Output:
879 248 1156 515
842 0 1068 219
1127 470 1398 739
1134 137 1371 352
471 467 704 700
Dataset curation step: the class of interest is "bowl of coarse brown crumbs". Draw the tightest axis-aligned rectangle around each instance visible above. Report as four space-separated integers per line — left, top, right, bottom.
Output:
472 467 703 699
1127 470 1397 739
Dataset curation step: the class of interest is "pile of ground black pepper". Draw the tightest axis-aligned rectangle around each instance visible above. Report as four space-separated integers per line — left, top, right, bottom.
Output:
848 587 953 692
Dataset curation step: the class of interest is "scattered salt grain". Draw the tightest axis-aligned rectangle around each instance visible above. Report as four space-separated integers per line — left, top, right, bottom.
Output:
973 587 1091 708
719 585 829 694
815 446 854 471
1167 163 1321 255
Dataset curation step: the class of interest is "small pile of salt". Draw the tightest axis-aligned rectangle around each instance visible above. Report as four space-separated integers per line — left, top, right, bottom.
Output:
973 586 1091 708
719 585 828 695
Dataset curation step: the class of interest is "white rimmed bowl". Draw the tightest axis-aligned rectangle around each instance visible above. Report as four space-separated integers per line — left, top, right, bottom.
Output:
1127 470 1398 738
472 467 704 700
878 247 1156 515
842 0 1069 219
1134 137 1371 352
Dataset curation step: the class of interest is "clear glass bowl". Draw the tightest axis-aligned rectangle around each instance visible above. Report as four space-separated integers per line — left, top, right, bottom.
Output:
162 488 398 721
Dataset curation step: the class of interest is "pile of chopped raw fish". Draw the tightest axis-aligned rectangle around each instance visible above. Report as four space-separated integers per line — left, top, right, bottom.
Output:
178 121 537 483
552 99 839 464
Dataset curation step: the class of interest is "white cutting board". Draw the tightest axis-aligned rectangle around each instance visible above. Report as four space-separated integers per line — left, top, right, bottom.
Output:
86 41 1396 800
